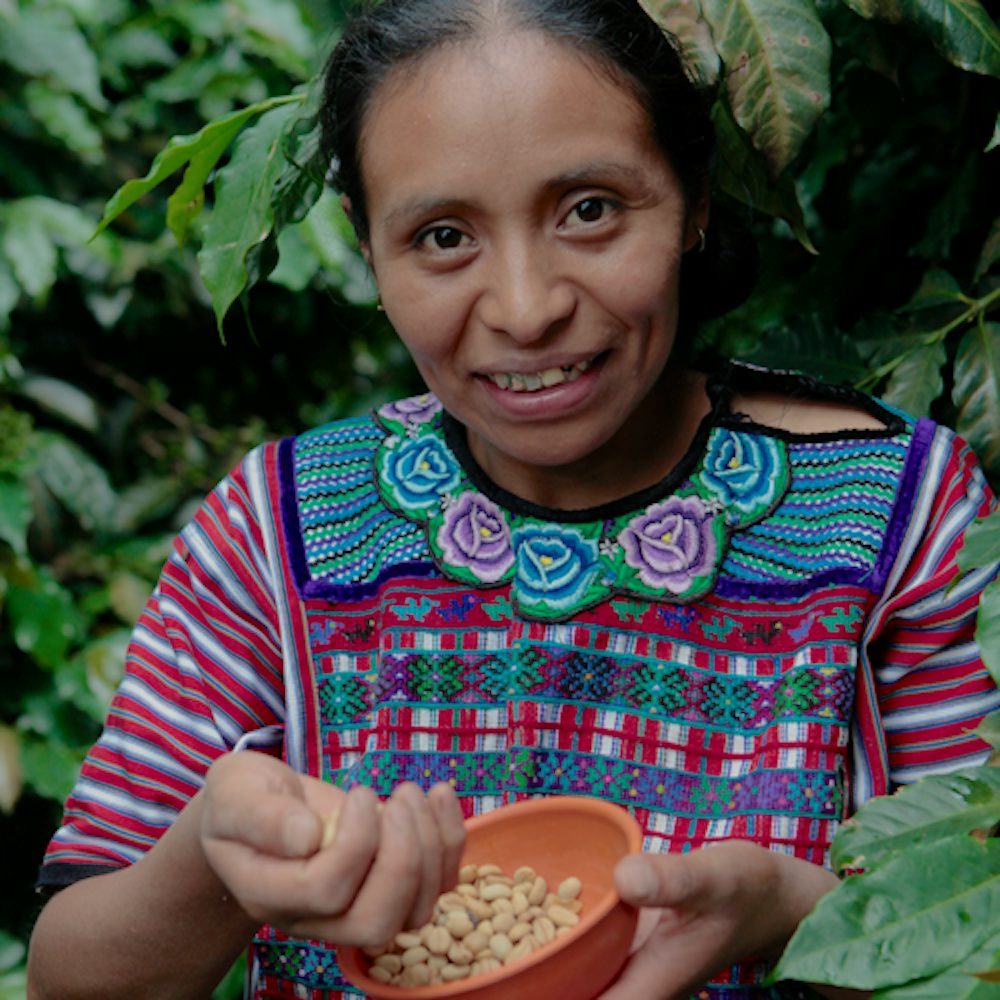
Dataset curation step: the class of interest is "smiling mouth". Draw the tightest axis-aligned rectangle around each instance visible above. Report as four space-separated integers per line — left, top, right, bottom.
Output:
486 356 598 392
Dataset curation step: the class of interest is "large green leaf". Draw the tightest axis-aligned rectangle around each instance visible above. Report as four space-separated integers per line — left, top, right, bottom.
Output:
6 570 86 670
775 835 1000 989
711 101 816 250
699 0 832 176
872 936 1000 998
901 0 1000 77
197 101 302 332
831 768 1000 872
0 5 107 110
957 512 1000 573
881 338 946 416
976 710 1000 750
844 0 1000 76
32 432 117 535
976 579 1000 687
92 94 302 238
0 202 58 300
643 0 721 88
953 321 1000 481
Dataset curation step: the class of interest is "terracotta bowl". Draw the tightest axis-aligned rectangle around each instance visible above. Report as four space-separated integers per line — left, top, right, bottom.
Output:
338 796 642 1000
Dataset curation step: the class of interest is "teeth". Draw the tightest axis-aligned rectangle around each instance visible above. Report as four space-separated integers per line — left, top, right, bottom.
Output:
488 358 594 393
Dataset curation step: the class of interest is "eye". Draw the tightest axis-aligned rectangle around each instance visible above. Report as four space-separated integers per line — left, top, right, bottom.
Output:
572 197 607 223
562 195 619 231
416 225 468 251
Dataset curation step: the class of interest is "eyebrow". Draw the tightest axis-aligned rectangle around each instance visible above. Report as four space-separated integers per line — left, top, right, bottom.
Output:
379 159 658 232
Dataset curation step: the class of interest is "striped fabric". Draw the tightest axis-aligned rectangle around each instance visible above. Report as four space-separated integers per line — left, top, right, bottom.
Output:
38 368 1000 1000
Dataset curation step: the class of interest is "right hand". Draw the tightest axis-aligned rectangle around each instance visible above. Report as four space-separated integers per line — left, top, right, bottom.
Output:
199 751 466 946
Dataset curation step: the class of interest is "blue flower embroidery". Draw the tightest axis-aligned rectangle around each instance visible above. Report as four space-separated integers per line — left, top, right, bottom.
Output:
513 524 600 615
698 429 787 523
380 434 461 511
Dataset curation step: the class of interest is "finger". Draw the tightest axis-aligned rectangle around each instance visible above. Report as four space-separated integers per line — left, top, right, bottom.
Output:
394 784 446 929
428 782 466 890
205 786 381 925
303 785 381 914
204 753 322 859
313 794 425 947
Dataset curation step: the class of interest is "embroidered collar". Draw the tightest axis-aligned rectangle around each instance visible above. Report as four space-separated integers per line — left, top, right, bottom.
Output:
373 392 790 622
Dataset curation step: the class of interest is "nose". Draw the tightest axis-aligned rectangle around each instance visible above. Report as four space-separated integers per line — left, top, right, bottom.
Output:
477 238 575 343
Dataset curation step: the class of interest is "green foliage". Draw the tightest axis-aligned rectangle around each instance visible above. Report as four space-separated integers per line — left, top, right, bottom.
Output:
774 763 1000 994
1 0 999 997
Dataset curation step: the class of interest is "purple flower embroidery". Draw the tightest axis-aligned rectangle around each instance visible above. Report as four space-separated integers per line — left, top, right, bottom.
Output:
436 491 514 583
379 393 441 429
619 495 718 593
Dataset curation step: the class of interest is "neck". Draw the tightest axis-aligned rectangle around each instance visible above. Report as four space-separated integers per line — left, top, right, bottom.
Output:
467 366 709 511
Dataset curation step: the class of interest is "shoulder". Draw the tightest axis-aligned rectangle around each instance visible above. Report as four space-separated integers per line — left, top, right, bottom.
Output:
717 362 898 436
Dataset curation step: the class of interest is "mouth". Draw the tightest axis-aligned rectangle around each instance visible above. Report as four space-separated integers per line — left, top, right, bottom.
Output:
484 355 600 393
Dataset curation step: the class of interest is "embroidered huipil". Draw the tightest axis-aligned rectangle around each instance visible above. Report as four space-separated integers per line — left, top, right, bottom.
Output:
39 366 1000 999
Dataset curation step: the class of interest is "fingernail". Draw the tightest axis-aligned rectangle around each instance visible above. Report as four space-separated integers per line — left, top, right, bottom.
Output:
283 812 318 856
617 856 656 903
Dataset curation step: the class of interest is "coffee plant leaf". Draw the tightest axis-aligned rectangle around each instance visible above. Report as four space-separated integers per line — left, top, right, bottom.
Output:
975 577 1000 687
957 511 1000 573
197 101 301 333
699 0 832 176
831 767 1000 873
975 710 1000 750
93 94 301 239
954 321 1000 482
975 215 1000 282
842 0 904 20
0 475 31 557
900 268 964 311
0 4 107 110
32 431 117 535
881 338 946 416
871 936 1000 998
899 0 1000 78
775 834 1000 989
6 569 86 670
643 0 722 88
710 100 816 251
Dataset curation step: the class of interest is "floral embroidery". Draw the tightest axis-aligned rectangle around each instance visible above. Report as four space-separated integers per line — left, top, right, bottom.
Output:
435 491 514 584
697 429 788 524
512 523 603 618
378 392 442 430
378 433 461 511
618 493 722 596
373 395 790 621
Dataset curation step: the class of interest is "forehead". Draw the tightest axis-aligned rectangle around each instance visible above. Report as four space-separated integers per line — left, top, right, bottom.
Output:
358 31 668 212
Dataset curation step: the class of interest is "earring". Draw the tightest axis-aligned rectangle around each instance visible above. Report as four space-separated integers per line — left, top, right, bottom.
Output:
695 225 707 254
376 300 385 312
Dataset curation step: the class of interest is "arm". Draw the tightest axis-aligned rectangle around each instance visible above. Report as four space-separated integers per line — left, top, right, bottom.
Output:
28 752 465 1000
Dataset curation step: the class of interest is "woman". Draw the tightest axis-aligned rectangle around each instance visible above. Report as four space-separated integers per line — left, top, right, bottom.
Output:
29 1 999 998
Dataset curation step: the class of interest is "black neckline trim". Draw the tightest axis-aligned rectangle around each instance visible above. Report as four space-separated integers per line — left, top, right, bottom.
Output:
439 361 906 523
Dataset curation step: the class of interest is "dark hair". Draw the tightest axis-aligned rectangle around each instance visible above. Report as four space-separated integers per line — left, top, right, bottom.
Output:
319 0 756 328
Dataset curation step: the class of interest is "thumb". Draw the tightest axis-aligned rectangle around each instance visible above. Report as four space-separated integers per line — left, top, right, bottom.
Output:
614 853 698 909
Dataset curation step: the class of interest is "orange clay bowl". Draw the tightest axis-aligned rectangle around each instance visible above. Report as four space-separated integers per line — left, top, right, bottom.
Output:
338 796 642 1000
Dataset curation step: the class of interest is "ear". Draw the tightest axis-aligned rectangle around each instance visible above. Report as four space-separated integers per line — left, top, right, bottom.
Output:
341 195 374 269
683 180 711 253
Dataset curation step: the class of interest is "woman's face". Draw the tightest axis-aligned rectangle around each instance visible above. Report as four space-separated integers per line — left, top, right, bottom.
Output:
359 31 707 506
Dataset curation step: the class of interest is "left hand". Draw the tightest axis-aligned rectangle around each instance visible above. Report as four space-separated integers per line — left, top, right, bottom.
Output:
597 840 841 1000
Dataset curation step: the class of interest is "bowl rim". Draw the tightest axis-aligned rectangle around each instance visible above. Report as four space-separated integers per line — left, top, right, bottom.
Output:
338 796 643 999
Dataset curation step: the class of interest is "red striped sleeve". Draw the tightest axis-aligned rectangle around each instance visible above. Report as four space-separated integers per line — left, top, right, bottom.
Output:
863 427 1000 792
40 444 286 881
